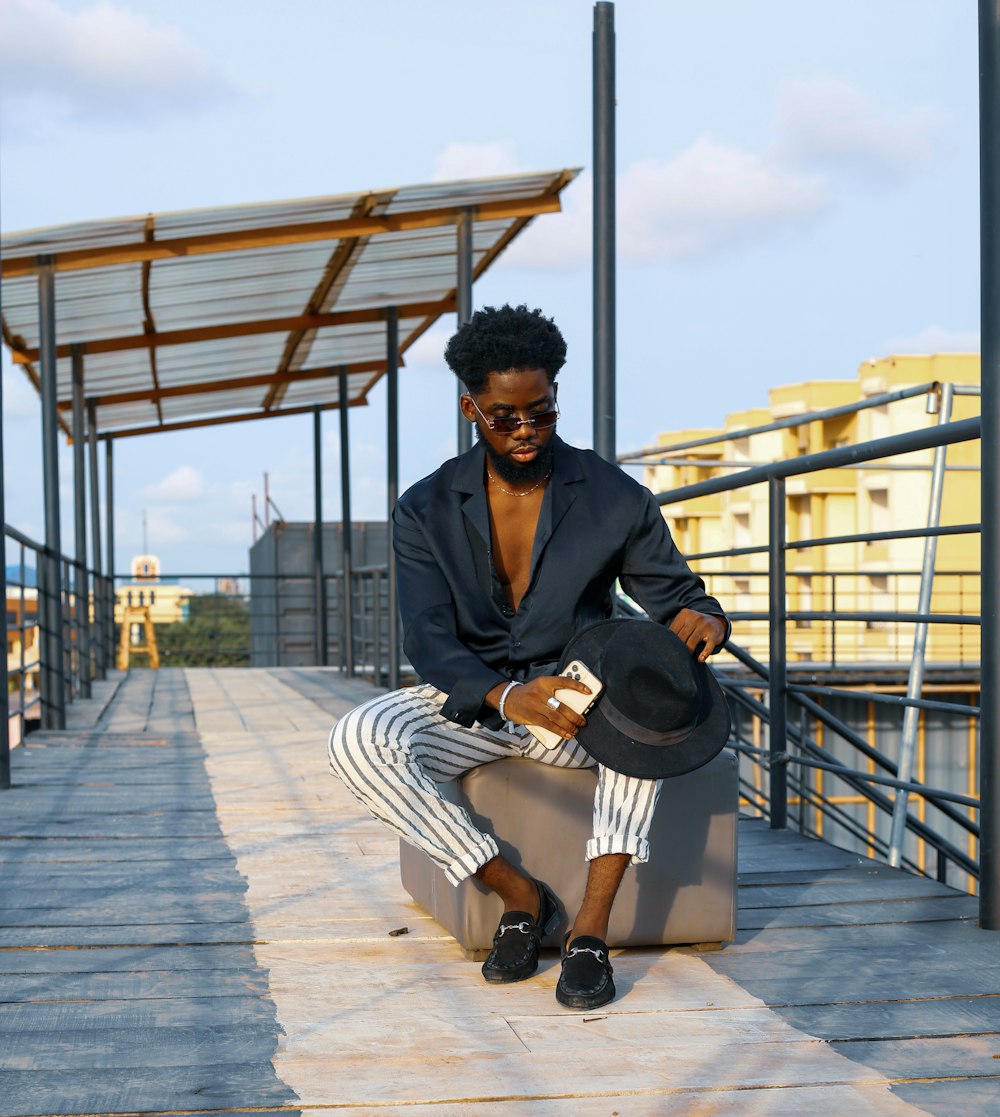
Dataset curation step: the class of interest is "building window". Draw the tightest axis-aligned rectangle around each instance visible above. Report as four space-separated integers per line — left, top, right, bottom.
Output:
150 591 155 605
127 591 133 605
868 489 889 538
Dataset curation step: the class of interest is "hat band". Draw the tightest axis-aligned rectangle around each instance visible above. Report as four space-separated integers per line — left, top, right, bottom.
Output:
601 699 697 747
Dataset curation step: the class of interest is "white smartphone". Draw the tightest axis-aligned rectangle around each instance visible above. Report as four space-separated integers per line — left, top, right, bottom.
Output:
526 660 604 750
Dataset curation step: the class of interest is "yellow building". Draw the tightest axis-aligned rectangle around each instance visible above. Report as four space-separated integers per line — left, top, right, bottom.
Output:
6 587 40 699
644 355 981 666
113 555 194 626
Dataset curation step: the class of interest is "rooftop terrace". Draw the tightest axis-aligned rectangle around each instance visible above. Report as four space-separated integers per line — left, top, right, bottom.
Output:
1 667 996 1116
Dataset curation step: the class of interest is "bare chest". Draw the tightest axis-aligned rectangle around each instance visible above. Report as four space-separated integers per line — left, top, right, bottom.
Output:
487 488 545 612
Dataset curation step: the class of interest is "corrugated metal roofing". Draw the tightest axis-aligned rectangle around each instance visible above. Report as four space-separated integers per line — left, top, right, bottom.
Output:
1 170 578 438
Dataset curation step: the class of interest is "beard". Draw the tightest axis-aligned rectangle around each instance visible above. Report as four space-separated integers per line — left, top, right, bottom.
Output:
480 430 556 486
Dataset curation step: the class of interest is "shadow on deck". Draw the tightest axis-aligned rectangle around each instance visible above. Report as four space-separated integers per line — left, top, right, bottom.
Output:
0 668 996 1116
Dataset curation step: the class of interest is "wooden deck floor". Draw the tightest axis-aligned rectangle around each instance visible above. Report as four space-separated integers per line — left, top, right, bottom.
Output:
1 667 997 1116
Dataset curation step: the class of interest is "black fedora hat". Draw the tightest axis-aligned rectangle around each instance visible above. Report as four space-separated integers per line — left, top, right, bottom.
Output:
558 618 731 779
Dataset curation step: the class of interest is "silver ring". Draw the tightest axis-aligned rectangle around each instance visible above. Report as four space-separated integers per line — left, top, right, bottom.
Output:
546 696 561 711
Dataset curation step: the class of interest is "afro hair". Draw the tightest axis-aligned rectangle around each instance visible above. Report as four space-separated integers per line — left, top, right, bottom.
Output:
444 303 567 393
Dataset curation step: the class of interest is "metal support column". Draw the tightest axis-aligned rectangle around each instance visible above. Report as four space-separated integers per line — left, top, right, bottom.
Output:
386 307 401 690
768 476 788 829
86 403 105 679
593 0 616 463
71 347 91 699
1 329 10 789
38 259 65 729
312 409 327 666
456 208 474 456
339 368 355 677
979 0 1000 929
106 440 115 669
888 383 954 866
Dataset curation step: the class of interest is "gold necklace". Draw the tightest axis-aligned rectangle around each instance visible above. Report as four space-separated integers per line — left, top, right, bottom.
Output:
487 467 552 497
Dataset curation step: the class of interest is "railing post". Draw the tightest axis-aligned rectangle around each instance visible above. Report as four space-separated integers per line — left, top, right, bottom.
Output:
38 258 66 729
87 402 105 680
386 308 400 691
593 0 616 463
456 208 473 456
769 475 788 829
71 346 91 698
979 0 1000 929
339 368 354 677
889 383 953 866
105 439 115 670
312 408 327 666
1 352 10 789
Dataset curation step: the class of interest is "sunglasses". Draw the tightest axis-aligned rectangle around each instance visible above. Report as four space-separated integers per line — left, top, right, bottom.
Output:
470 397 560 435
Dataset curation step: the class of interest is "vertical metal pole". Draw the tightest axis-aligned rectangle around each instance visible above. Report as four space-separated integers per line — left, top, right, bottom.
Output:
86 403 105 680
593 1 616 463
768 476 788 829
339 368 355 678
71 347 91 699
888 384 954 866
386 308 401 691
456 208 474 456
312 409 327 666
979 0 1000 929
38 259 65 729
106 439 115 670
0 332 10 789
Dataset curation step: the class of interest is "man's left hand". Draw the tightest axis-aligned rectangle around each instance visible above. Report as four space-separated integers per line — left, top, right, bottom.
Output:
669 608 727 663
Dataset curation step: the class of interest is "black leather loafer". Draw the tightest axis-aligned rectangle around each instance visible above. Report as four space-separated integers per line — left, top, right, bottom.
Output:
555 934 616 1009
481 880 560 984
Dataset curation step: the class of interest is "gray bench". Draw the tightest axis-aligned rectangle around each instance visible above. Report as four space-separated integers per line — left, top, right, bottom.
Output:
399 749 739 958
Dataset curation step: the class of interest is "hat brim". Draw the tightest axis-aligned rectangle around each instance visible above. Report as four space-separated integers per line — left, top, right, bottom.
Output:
559 619 732 779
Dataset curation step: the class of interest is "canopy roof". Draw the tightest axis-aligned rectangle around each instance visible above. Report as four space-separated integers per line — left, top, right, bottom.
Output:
1 169 578 439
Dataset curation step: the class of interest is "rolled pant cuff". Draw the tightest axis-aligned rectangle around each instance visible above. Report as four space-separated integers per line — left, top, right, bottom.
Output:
586 836 650 866
444 835 500 886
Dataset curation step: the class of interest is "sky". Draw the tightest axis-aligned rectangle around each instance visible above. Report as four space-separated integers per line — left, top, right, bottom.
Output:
0 0 982 578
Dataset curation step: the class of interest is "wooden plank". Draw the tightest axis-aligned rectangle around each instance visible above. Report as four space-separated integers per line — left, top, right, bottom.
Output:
772 995 1000 1041
0 967 271 1002
888 1079 1000 1117
0 944 269 975
738 895 979 930
0 1063 297 1116
290 1091 927 1117
739 875 964 906
825 1034 1000 1080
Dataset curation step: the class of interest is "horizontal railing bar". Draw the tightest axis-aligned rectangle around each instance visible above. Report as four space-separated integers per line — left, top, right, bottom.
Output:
655 416 981 504
620 381 940 462
787 523 980 552
724 610 980 625
630 457 980 473
787 683 980 717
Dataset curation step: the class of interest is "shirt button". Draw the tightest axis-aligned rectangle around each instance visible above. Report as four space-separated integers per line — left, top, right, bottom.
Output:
513 641 521 648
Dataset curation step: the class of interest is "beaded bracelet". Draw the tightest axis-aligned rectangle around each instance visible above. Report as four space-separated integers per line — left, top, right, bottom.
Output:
497 680 522 722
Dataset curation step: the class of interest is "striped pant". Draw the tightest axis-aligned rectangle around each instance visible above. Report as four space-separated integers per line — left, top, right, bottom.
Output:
328 683 662 886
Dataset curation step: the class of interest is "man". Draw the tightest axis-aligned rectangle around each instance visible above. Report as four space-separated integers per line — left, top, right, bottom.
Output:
329 304 728 1009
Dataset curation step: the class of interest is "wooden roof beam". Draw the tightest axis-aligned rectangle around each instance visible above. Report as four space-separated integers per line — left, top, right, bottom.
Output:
56 358 388 411
12 298 455 363
0 195 563 278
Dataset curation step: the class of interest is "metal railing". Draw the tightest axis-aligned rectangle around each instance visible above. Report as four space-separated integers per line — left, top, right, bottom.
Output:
4 523 115 746
642 413 983 893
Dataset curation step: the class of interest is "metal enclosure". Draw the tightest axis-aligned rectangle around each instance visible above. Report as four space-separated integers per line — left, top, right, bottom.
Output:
249 521 389 667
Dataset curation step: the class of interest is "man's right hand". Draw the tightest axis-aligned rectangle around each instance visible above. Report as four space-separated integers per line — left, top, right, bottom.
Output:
488 676 592 740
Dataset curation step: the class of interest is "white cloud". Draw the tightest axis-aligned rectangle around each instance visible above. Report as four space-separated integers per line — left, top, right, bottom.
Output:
143 465 205 502
505 141 828 269
882 325 981 355
431 141 521 182
773 76 949 184
0 0 233 130
144 509 190 545
617 142 829 263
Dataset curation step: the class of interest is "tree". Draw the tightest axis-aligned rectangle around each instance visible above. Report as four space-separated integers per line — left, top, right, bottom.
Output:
154 594 250 667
